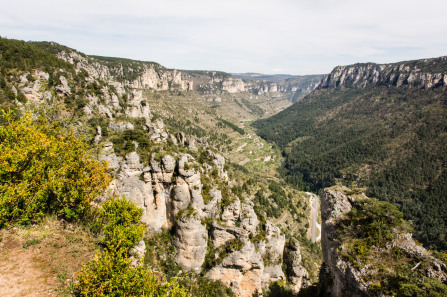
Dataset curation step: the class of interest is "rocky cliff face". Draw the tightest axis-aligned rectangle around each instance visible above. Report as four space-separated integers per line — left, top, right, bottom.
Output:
57 51 194 92
55 49 320 101
321 186 447 297
319 56 447 90
320 187 374 297
98 121 293 296
55 52 301 295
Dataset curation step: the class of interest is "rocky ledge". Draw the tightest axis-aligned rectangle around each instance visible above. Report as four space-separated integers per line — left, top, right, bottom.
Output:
321 186 447 297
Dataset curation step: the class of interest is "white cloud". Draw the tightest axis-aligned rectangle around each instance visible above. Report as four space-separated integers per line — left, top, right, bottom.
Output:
0 0 446 74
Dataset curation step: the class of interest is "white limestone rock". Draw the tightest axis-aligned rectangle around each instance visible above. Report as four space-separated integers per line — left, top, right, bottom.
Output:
174 216 208 271
221 199 241 227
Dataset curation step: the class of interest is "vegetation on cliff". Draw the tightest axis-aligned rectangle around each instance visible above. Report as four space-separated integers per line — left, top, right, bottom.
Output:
73 197 189 297
336 195 447 297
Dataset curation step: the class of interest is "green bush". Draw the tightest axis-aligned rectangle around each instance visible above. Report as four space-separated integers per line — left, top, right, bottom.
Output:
74 197 189 296
0 37 73 72
179 276 234 297
99 197 146 256
73 252 189 297
338 198 409 248
336 195 446 296
111 128 150 157
219 119 245 135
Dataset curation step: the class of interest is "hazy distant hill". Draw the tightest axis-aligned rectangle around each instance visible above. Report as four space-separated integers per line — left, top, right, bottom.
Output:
232 73 324 102
253 57 447 250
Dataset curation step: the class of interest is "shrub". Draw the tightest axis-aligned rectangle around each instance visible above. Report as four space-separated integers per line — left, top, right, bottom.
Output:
0 111 111 227
74 197 189 297
73 252 189 297
99 197 146 256
338 198 409 247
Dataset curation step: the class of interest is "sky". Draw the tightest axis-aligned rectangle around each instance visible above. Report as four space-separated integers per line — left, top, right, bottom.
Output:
1 0 446 75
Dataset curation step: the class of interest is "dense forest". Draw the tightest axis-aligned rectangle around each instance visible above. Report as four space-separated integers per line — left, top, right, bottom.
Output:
253 83 447 250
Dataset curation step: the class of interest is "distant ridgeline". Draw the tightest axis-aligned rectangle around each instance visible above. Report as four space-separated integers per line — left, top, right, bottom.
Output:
253 56 447 250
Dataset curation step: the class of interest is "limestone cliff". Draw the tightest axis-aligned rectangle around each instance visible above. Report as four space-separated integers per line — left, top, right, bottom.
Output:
321 186 447 297
319 56 447 90
55 48 320 101
98 120 292 296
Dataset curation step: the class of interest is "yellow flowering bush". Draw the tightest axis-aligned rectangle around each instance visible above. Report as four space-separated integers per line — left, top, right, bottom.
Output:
0 110 111 227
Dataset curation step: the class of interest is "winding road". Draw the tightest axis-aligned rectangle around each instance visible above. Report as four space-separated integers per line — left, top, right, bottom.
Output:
306 192 320 243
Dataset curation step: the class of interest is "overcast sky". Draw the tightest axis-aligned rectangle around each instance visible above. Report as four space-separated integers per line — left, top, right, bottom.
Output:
1 0 446 75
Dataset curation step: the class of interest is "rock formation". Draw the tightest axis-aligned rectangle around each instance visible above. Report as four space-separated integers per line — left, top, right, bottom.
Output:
319 56 447 90
321 186 447 297
284 238 310 294
96 116 300 296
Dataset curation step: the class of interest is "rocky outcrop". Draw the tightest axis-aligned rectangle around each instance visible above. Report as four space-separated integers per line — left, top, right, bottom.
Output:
174 215 208 272
207 241 264 297
97 122 297 296
57 50 193 92
55 75 71 95
319 56 447 90
183 70 321 100
221 77 246 93
206 223 287 297
320 186 369 297
284 238 309 294
18 70 53 102
98 119 301 296
11 45 320 113
321 186 447 297
130 68 193 91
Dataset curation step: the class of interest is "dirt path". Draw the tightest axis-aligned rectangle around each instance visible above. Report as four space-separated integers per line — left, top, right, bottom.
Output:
0 241 57 297
0 222 97 297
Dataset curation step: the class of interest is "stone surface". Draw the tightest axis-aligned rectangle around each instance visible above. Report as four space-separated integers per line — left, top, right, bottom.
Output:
284 238 309 293
174 216 208 272
240 200 259 234
207 241 264 297
262 264 285 285
55 76 71 95
109 121 134 132
221 199 241 227
129 239 146 261
321 187 381 297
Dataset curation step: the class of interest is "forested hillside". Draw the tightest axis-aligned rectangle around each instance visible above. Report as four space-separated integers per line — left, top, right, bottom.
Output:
253 58 447 250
